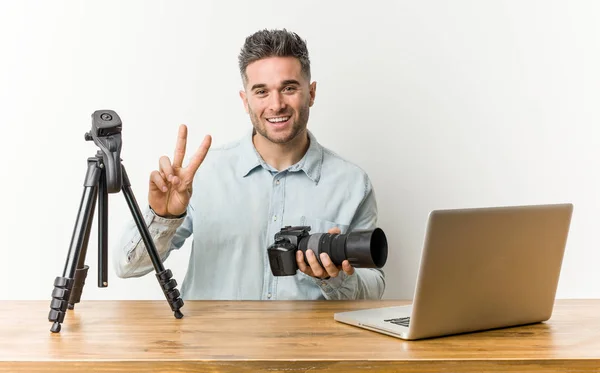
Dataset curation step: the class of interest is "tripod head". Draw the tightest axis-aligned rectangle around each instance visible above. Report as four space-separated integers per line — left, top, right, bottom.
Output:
84 110 123 193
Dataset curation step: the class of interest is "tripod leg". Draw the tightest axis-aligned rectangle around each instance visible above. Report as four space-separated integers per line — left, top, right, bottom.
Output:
49 157 101 333
71 162 107 308
120 165 184 319
67 184 96 309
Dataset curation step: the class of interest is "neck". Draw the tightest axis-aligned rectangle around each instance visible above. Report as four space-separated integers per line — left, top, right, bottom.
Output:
252 130 310 171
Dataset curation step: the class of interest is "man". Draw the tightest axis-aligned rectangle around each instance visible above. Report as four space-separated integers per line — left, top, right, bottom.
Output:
114 29 385 300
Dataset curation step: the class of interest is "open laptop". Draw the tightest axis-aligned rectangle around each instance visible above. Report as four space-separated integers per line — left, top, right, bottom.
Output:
334 203 573 340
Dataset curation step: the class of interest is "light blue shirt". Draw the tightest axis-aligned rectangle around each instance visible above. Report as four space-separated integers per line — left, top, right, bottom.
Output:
114 129 385 300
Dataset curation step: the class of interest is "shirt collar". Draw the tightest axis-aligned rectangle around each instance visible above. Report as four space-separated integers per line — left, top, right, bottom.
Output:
237 129 323 183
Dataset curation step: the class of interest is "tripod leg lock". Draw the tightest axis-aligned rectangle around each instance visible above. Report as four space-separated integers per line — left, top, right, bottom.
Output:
69 265 90 309
156 269 184 318
49 277 74 330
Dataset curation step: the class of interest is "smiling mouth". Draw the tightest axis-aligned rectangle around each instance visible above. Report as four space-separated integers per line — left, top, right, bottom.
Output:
266 116 290 123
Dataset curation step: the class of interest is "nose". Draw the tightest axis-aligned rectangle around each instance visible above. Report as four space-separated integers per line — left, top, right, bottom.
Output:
268 92 287 112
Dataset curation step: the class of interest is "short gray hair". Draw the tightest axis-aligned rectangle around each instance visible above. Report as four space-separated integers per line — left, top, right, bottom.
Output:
238 29 311 85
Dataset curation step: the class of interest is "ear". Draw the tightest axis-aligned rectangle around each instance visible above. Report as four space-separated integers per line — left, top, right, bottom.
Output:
239 90 249 114
309 81 317 107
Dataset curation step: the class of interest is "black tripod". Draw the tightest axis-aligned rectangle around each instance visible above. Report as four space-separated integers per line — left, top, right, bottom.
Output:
48 110 184 333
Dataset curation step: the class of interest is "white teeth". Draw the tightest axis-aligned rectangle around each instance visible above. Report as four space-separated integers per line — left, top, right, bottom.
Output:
267 117 289 123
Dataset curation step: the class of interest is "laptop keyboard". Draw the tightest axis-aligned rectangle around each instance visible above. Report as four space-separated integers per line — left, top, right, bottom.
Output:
384 317 410 327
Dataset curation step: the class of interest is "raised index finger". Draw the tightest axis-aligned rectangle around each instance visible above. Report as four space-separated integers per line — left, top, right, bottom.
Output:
173 124 188 168
185 134 212 175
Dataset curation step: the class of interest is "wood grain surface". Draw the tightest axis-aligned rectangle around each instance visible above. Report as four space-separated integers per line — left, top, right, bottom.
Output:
1 299 599 372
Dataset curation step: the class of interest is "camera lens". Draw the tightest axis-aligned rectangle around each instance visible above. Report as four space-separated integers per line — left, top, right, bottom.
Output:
298 228 388 268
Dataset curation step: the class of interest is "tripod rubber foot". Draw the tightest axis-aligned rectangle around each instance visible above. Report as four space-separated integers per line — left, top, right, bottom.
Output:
174 310 184 319
67 304 74 310
50 322 61 333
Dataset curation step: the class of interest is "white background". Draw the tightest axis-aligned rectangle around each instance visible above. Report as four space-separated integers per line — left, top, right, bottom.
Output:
1 0 598 301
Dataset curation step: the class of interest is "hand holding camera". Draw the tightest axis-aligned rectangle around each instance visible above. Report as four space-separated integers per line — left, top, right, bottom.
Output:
296 227 354 279
267 225 388 278
149 125 212 217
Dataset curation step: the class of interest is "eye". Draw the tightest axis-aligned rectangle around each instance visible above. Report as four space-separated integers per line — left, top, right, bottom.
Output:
283 86 297 93
255 89 267 96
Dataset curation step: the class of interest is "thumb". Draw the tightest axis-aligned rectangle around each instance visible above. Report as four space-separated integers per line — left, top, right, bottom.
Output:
327 227 341 235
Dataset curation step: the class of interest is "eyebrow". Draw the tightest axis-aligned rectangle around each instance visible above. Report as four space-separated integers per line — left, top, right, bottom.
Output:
281 79 301 86
250 80 301 91
250 83 267 91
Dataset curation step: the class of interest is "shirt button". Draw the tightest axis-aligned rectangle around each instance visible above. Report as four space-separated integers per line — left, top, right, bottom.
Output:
267 293 272 299
273 215 277 221
275 179 280 185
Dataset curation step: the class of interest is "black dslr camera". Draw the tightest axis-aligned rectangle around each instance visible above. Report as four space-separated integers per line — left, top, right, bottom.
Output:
267 225 388 276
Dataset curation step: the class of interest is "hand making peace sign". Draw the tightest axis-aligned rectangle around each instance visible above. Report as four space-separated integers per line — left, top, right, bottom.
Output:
148 124 212 217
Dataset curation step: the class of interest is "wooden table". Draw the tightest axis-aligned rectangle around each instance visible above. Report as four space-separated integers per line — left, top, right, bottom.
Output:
1 300 599 372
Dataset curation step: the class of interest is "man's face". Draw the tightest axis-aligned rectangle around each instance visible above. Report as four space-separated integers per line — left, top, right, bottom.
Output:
240 56 316 145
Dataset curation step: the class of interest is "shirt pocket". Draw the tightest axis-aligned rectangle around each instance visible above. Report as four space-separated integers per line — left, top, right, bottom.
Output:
300 216 350 235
